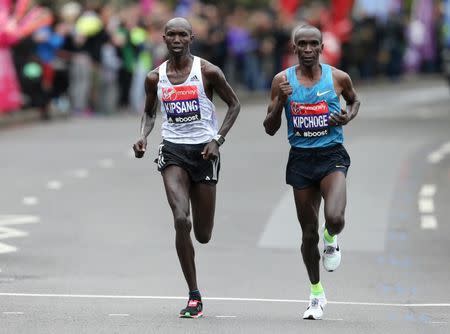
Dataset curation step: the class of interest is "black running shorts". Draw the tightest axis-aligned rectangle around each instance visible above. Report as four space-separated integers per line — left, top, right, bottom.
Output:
155 140 220 184
286 144 351 190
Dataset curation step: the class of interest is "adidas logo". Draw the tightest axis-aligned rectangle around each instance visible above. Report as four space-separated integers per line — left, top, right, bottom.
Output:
191 75 199 81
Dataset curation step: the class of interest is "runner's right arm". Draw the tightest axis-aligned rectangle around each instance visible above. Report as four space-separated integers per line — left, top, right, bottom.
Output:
133 70 159 158
264 72 292 136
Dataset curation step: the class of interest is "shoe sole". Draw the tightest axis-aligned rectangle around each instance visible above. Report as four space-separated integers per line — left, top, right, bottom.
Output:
303 315 322 320
179 312 203 319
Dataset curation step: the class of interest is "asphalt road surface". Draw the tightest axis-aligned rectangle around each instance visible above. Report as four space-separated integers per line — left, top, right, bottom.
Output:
1 76 449 333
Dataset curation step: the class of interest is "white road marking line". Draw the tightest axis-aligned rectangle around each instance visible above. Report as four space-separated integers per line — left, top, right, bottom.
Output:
0 227 28 240
427 152 443 164
216 315 237 318
421 215 438 230
3 312 24 315
418 184 437 229
0 216 40 254
108 314 129 317
99 159 115 169
22 197 38 206
428 141 450 164
419 184 436 197
0 293 449 307
324 318 344 321
46 180 62 190
72 169 89 179
0 243 17 254
0 216 40 226
431 321 447 324
418 198 434 213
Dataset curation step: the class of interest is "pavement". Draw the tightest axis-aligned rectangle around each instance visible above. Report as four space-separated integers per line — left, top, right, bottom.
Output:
0 76 449 333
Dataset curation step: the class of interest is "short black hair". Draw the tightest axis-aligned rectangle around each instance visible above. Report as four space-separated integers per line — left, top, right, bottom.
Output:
164 17 193 34
291 24 322 44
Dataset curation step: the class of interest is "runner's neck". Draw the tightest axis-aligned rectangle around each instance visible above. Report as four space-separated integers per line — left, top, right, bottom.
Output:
297 63 322 82
168 54 194 71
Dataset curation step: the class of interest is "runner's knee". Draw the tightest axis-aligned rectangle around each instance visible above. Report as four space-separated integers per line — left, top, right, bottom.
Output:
325 214 345 235
174 215 192 233
194 230 211 244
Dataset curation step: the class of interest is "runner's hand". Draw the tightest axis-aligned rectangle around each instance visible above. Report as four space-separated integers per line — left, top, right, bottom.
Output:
133 138 147 158
201 141 219 160
330 109 350 126
278 73 292 104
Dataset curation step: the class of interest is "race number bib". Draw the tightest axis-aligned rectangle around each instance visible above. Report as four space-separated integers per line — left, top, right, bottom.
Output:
290 101 330 137
162 86 201 123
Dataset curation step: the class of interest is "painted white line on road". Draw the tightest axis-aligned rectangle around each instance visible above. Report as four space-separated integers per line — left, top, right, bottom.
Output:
0 293 449 308
324 318 344 321
419 184 436 197
428 141 450 164
99 159 115 169
431 321 447 324
0 216 40 254
22 197 38 206
418 184 437 229
421 216 438 230
418 198 434 213
3 312 24 315
0 243 17 254
0 227 28 240
427 152 443 164
46 180 63 190
0 215 40 226
108 314 129 317
216 315 237 318
72 169 89 179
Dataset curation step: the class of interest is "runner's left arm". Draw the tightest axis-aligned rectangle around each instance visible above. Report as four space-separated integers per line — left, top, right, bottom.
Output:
330 72 361 126
201 63 241 160
207 64 241 137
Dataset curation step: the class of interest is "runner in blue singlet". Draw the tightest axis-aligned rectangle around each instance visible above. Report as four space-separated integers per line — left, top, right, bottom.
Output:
264 24 361 320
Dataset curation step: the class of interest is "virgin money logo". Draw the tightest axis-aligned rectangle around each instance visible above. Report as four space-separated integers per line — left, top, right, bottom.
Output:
162 86 199 101
162 87 176 100
291 101 329 116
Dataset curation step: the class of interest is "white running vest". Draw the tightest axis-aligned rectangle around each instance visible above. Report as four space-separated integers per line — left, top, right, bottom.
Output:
157 56 218 144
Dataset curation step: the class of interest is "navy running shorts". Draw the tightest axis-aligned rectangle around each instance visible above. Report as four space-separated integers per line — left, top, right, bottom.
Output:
155 140 220 184
286 144 351 190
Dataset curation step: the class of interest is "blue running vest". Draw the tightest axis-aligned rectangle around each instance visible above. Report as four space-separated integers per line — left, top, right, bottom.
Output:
285 64 343 148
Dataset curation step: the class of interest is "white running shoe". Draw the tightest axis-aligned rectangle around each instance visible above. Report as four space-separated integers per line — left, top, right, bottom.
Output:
303 294 327 320
322 229 341 272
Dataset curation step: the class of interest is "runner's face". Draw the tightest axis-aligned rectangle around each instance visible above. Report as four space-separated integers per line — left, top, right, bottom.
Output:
293 30 323 67
163 27 193 56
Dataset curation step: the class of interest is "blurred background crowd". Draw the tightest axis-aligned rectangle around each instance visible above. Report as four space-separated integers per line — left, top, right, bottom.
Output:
1 0 449 119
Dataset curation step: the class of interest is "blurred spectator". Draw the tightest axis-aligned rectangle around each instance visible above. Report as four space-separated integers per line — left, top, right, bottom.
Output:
129 23 153 114
32 22 66 119
6 0 447 118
